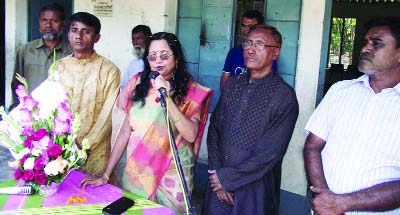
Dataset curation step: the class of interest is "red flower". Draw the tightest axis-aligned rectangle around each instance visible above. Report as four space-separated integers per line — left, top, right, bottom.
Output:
34 171 47 185
20 155 28 166
23 135 34 148
48 143 62 158
33 128 48 141
13 169 23 180
22 169 34 181
34 157 45 171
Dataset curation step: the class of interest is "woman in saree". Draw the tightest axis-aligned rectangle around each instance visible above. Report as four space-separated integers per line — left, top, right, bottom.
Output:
80 32 212 214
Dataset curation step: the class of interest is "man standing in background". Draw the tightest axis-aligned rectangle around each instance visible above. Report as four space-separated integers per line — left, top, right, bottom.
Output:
120 25 151 88
11 3 72 107
219 10 264 90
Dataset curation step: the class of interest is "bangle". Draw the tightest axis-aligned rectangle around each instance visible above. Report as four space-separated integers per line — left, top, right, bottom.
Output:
173 113 183 124
102 173 110 181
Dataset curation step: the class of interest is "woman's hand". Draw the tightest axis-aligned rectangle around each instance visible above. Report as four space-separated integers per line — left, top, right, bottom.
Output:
151 75 171 93
79 175 108 189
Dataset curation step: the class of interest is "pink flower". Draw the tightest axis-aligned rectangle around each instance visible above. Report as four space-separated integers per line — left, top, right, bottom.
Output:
22 169 34 181
52 118 71 135
16 85 28 99
41 151 49 165
32 128 48 141
48 143 62 158
13 169 23 180
34 157 45 170
23 135 34 148
21 124 34 136
33 135 53 150
19 108 32 123
57 102 73 122
22 97 39 111
34 171 47 185
20 155 28 166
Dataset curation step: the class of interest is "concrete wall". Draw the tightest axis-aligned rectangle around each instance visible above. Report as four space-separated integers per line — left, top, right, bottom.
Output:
5 0 28 108
5 0 177 108
291 0 326 195
73 0 177 82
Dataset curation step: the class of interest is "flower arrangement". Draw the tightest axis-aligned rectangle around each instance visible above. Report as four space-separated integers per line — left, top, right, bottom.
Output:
0 74 89 193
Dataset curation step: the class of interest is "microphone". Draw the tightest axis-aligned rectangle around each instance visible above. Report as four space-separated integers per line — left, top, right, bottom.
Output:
149 71 168 98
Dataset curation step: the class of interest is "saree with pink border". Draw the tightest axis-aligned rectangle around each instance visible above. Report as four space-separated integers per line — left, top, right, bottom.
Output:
111 73 212 213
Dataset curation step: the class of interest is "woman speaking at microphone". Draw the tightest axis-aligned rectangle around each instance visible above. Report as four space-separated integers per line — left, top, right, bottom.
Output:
80 32 213 214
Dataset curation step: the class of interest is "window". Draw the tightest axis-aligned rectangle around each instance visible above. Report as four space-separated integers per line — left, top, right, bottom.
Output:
328 17 357 68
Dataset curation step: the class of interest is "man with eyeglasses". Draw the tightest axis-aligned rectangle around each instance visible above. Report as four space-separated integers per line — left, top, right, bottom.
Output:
204 25 299 215
219 10 278 90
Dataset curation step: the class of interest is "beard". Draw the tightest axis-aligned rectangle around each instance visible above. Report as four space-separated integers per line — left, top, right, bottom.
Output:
133 46 145 58
41 28 63 41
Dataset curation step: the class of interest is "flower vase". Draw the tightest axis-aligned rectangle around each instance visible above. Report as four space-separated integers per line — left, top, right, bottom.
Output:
38 182 60 197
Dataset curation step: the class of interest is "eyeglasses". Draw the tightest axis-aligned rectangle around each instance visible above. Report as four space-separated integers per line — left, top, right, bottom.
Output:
147 51 174 61
242 40 280 51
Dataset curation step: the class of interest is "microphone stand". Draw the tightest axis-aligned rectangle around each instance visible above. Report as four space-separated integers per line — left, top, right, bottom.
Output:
158 95 197 215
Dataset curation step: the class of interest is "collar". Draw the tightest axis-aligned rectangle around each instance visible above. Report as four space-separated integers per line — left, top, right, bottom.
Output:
35 38 68 53
350 74 400 94
71 51 98 64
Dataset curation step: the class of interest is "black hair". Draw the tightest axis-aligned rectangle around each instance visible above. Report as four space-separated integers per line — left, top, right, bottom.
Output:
70 12 101 34
242 10 264 25
40 3 66 21
249 24 282 47
132 25 152 37
132 32 192 106
365 17 400 48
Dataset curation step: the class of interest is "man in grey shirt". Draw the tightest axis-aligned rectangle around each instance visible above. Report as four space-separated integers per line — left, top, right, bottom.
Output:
11 3 72 107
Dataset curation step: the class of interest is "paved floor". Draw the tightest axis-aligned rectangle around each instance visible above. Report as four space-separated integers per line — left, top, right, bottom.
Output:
0 147 14 183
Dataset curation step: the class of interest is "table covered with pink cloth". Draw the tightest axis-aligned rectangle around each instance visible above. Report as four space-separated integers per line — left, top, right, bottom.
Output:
0 170 175 214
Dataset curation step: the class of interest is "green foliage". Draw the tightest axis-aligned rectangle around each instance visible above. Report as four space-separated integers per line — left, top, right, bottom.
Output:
329 17 357 65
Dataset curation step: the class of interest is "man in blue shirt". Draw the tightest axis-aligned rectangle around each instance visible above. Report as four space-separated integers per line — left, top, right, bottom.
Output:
219 10 264 90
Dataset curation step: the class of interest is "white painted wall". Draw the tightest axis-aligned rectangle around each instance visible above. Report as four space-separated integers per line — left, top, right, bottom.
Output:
5 0 28 108
281 0 326 196
5 0 177 108
73 0 177 81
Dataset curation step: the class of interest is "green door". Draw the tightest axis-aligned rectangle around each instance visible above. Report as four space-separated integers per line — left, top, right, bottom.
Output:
177 0 234 111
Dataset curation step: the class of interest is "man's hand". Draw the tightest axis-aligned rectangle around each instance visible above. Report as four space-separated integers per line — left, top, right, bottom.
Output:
208 170 223 191
311 186 346 215
208 170 234 205
216 190 234 205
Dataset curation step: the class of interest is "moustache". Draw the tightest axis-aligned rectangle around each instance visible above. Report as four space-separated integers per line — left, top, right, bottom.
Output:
359 52 372 61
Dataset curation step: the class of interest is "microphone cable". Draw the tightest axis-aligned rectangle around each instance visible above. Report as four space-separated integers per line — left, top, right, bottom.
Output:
166 97 191 215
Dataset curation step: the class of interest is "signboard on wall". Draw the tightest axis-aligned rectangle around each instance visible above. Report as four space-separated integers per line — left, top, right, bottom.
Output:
93 0 113 17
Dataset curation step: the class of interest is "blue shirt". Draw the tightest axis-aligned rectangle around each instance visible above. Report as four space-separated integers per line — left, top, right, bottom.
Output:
222 46 278 76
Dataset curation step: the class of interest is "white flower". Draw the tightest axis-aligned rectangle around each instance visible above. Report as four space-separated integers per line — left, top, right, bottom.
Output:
23 157 35 170
31 148 42 156
18 148 30 159
44 156 69 176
